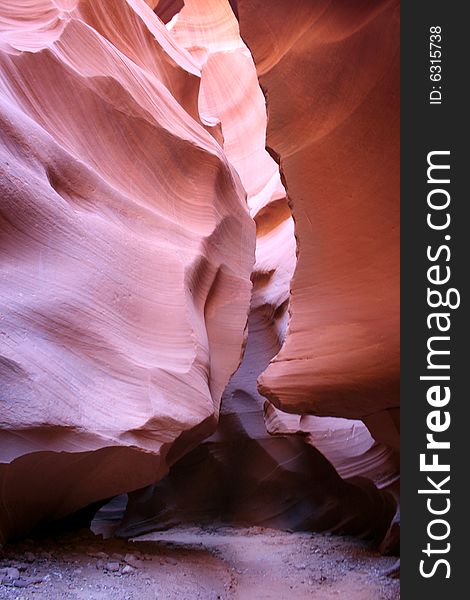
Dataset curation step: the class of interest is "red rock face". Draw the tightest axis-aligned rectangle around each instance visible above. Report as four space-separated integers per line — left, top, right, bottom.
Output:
0 0 399 544
110 307 396 543
0 0 255 543
94 1 398 543
237 0 400 429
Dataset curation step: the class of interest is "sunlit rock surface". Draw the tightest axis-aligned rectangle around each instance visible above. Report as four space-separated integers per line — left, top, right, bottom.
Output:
102 0 398 543
1 0 399 545
0 0 255 543
238 0 400 431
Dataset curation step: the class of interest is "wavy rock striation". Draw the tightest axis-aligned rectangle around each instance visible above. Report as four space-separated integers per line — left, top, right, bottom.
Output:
103 0 398 543
0 0 255 543
0 0 399 545
237 0 400 436
114 307 395 541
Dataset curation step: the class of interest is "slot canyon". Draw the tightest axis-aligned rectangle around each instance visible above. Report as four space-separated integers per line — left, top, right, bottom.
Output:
0 1 400 598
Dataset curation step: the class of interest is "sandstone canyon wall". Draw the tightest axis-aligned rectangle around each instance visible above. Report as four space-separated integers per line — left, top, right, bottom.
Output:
0 0 255 543
96 0 399 545
237 0 400 447
1 0 399 546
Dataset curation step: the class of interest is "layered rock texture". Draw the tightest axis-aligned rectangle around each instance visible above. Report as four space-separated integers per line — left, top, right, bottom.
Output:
111 306 396 542
95 0 399 544
1 0 399 546
238 0 400 440
0 0 255 543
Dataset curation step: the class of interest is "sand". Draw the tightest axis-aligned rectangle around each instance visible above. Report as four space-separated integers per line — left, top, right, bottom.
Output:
0 526 399 600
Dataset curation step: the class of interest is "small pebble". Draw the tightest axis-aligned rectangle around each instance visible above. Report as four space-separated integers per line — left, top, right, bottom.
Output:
121 565 135 575
14 576 44 588
105 562 120 572
1 567 20 580
123 553 142 569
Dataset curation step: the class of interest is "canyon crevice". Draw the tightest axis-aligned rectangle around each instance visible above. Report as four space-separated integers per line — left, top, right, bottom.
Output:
0 0 399 557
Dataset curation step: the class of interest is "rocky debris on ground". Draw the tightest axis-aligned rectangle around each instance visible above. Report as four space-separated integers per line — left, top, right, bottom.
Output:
0 526 399 600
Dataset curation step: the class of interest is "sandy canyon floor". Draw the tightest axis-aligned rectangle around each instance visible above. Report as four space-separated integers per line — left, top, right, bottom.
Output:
0 526 399 600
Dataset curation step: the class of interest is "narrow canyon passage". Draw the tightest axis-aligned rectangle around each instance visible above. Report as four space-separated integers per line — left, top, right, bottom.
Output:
89 0 398 548
0 1 400 598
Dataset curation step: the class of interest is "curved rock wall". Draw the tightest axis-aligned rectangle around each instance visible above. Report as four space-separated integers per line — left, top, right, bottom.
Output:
0 0 255 543
0 0 399 544
106 0 398 544
237 0 400 431
115 308 395 542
